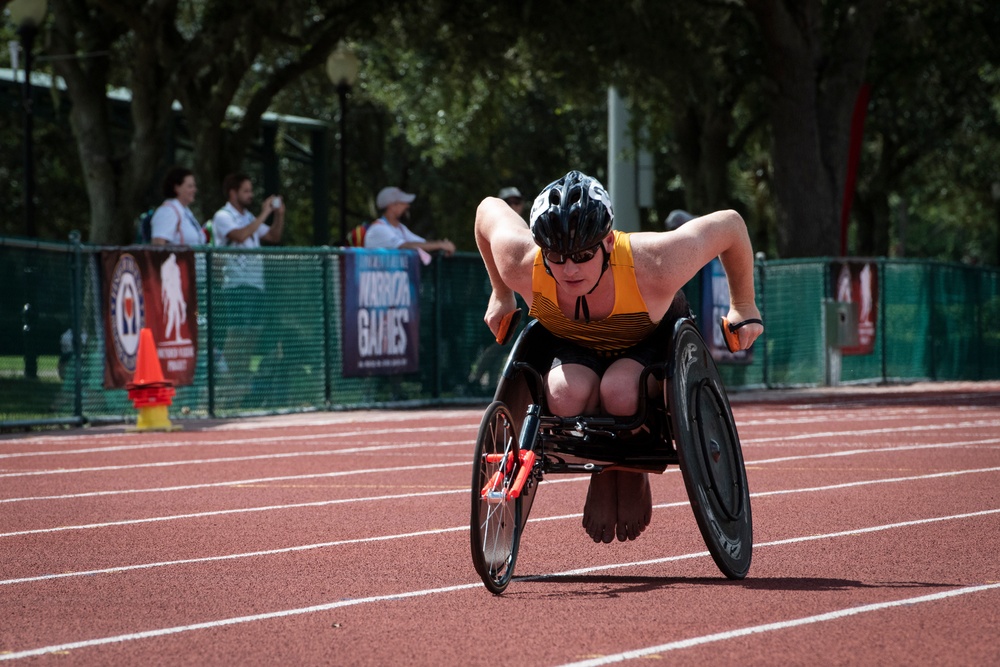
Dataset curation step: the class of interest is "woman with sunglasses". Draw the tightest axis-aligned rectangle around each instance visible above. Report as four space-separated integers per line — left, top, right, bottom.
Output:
474 170 763 545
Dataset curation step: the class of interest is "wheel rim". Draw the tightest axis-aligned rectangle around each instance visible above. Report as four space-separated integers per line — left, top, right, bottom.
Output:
470 402 521 592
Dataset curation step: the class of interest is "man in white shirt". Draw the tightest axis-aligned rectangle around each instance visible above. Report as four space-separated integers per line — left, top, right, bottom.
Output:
212 173 285 290
364 186 456 260
211 173 286 402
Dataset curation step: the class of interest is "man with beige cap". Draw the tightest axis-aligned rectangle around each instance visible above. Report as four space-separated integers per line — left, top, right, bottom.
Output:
498 186 525 218
364 186 456 260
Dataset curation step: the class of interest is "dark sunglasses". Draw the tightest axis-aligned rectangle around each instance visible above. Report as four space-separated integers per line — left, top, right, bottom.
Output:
542 244 602 265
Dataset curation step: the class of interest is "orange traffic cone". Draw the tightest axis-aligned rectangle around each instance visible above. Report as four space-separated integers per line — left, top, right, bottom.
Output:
127 328 179 431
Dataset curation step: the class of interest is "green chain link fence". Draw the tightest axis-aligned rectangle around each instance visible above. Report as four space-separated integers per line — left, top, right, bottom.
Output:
3 235 999 428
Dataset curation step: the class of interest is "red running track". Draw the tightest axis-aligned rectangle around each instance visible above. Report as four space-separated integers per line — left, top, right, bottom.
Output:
2 381 1000 665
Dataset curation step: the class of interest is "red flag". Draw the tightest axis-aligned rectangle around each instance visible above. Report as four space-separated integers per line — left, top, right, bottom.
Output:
840 83 871 256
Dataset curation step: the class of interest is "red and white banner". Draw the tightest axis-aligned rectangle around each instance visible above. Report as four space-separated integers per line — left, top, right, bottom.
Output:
101 250 198 388
830 261 878 356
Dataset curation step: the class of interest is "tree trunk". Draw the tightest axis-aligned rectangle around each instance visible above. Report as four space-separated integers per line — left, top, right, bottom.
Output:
745 0 887 258
48 1 122 244
122 35 176 233
50 0 178 244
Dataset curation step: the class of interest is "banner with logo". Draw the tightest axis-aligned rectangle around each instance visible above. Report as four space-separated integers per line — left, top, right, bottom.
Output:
700 258 754 364
101 250 198 388
830 260 878 355
341 249 420 376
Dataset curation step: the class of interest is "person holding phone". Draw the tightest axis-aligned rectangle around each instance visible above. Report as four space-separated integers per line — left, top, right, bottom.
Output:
211 173 286 402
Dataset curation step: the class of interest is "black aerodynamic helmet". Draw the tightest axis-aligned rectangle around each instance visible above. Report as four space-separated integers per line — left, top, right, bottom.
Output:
529 170 614 254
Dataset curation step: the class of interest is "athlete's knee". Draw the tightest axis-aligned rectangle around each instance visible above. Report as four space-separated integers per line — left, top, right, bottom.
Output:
547 367 598 416
600 361 643 416
600 381 639 416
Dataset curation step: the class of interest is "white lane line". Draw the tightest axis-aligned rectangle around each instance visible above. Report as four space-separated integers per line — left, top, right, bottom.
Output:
1 410 483 446
743 419 1000 445
737 409 996 427
1 508 998 662
5 443 1000 537
0 426 471 460
0 524 470 585
3 416 999 483
209 409 483 430
3 468 999 583
556 582 1000 666
544 508 1000 577
3 415 997 464
749 437 1000 465
0 439 471 479
4 435 999 508
0 461 471 504
753 466 1000 498
0 409 954 457
0 488 470 538
0 580 485 662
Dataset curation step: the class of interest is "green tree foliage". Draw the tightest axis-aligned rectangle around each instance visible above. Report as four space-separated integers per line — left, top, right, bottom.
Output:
853 0 1000 264
38 0 389 243
744 0 889 257
263 3 609 246
351 7 608 244
1 0 998 265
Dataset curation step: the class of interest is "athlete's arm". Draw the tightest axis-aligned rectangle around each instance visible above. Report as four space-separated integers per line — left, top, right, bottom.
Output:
632 209 762 348
474 197 537 338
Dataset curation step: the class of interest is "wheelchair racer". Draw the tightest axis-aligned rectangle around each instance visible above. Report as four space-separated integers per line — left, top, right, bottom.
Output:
474 170 763 544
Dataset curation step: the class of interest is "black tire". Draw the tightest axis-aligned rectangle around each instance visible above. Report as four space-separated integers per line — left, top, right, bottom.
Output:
470 400 522 594
668 321 753 579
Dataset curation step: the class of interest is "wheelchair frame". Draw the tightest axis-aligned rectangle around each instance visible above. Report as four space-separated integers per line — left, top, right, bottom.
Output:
470 316 753 594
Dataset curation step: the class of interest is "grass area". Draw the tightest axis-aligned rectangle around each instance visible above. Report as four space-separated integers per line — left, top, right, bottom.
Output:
0 377 64 421
0 355 62 380
0 356 66 422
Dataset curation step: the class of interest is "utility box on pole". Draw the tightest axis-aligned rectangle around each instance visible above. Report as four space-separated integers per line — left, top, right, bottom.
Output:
824 299 860 385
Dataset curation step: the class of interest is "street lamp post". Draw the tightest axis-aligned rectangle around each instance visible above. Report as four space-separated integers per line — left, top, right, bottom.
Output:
9 0 49 239
326 41 359 246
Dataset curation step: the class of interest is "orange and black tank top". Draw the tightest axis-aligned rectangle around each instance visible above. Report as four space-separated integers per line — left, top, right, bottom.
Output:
529 230 660 351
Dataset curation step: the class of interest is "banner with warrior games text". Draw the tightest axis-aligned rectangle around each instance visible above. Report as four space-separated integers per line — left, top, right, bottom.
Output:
341 249 421 376
101 249 198 388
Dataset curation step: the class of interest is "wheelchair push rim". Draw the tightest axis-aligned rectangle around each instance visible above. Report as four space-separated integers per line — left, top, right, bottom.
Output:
470 400 523 594
669 322 753 579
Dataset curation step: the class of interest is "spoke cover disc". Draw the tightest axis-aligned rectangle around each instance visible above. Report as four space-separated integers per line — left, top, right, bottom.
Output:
669 322 753 579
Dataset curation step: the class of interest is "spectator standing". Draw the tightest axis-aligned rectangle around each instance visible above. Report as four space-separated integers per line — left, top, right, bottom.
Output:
212 172 285 270
151 167 206 246
211 173 285 403
498 186 524 218
364 186 456 261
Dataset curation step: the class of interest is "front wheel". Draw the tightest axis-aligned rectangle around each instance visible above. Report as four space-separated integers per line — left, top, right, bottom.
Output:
470 401 522 594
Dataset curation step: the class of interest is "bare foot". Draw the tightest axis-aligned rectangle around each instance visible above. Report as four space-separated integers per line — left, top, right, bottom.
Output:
615 472 652 541
582 471 618 543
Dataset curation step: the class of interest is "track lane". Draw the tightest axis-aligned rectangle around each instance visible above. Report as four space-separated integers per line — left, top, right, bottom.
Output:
3 508 999 664
2 382 999 665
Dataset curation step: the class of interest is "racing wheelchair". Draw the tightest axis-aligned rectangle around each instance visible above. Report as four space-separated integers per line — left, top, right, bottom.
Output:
469 310 753 594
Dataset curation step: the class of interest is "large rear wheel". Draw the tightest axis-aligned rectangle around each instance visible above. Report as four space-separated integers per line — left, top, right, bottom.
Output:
668 321 753 579
470 401 522 594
